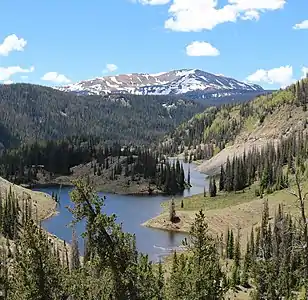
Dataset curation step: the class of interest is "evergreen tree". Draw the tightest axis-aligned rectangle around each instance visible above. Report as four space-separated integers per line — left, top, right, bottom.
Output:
209 177 217 197
169 198 177 223
184 210 224 299
70 227 81 271
187 165 191 186
219 164 225 191
8 220 66 300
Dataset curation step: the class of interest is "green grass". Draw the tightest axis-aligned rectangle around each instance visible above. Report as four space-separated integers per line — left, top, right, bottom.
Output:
163 175 308 218
163 183 259 212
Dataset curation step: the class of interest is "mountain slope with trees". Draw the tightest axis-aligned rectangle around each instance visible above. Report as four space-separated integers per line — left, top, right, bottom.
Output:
160 77 308 175
0 83 203 148
2 176 308 299
0 137 189 195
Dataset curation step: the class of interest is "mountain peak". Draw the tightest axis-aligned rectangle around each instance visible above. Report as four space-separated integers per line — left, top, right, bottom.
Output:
56 68 264 100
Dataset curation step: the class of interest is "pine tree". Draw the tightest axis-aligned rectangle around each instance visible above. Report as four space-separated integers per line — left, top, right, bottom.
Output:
69 179 154 298
8 220 66 300
234 227 241 268
70 227 81 271
156 260 165 300
209 177 217 197
228 229 234 259
241 241 250 288
169 198 176 223
219 164 225 191
185 210 224 299
213 178 217 197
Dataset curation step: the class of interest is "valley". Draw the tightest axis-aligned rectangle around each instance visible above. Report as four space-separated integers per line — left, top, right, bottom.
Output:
2 0 307 298
1 74 308 299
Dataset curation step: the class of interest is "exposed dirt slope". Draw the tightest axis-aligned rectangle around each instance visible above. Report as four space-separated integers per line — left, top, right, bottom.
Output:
143 187 298 250
197 103 307 175
0 176 56 221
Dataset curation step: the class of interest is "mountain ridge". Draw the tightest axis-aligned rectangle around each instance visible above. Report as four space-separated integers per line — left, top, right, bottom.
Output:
160 77 308 175
56 69 265 101
0 83 203 148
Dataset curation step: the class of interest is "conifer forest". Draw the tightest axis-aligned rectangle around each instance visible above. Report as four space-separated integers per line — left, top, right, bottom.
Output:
0 48 308 300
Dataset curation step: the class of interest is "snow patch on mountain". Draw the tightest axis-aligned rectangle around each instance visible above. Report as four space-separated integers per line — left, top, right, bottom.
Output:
56 69 264 98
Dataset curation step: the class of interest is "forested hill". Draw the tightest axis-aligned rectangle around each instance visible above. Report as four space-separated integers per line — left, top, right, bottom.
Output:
160 77 308 174
0 83 203 148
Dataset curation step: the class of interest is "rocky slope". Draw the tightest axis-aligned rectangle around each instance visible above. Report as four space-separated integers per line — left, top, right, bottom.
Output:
56 69 265 103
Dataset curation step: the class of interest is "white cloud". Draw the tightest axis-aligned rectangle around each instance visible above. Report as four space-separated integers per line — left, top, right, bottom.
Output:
163 0 286 32
246 65 294 88
0 66 34 81
241 10 260 20
302 67 308 79
20 75 29 80
3 80 13 85
293 20 308 30
0 34 27 56
137 0 170 4
186 41 220 56
228 0 285 10
41 72 71 84
103 63 118 74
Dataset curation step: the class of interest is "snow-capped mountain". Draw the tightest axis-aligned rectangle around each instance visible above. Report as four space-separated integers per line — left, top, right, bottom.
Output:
56 69 264 99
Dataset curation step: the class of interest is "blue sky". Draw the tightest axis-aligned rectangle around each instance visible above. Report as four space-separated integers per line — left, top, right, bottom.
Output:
0 0 307 89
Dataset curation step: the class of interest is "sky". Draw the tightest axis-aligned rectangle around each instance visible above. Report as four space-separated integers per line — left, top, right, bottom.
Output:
0 0 307 89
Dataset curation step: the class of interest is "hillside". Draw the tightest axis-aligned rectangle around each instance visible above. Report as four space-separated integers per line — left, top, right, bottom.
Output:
161 78 308 175
56 68 267 104
0 83 203 148
0 176 56 221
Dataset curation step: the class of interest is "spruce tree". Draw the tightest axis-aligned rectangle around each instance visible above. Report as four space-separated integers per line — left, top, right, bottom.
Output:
219 164 225 191
185 210 224 299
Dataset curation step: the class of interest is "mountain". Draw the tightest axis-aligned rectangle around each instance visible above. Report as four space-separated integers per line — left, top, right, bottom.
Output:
160 77 308 175
0 83 203 148
56 69 266 104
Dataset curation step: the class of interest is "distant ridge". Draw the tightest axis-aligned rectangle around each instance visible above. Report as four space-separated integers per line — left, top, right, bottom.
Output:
56 69 266 103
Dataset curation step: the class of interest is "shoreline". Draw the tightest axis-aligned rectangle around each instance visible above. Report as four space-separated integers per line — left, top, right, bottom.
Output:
142 211 194 234
27 181 190 197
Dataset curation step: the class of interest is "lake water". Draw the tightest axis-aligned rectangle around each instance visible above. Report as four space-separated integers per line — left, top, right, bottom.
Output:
33 162 208 262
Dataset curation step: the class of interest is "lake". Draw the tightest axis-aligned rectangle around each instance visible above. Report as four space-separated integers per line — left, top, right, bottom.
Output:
33 161 208 262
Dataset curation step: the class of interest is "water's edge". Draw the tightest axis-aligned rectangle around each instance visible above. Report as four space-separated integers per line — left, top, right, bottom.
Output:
34 161 208 262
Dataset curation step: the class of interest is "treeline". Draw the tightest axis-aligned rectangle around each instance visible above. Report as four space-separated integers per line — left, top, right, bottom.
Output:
0 136 103 182
1 178 308 299
221 200 308 299
0 137 187 195
160 77 308 162
94 150 187 195
0 187 38 241
212 131 308 196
